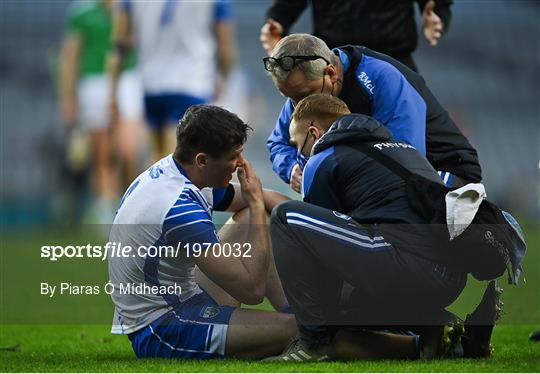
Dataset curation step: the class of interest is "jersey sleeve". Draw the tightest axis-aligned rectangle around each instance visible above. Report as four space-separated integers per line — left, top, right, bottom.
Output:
266 99 297 183
266 0 308 35
212 184 235 212
357 57 427 155
163 192 219 248
214 0 233 22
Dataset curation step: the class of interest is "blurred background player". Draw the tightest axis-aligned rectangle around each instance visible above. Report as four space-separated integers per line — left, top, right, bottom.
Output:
260 0 452 71
109 0 236 162
59 0 145 224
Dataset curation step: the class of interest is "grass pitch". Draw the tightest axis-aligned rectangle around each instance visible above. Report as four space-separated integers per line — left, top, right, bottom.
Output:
1 226 539 372
1 325 539 372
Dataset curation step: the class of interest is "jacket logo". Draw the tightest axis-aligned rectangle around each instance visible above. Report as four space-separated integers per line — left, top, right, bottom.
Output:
333 211 352 221
358 72 375 94
373 142 416 150
484 230 510 264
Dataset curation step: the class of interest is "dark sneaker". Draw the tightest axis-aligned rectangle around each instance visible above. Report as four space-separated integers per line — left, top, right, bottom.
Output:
529 330 540 341
263 338 334 362
420 319 465 360
462 280 504 358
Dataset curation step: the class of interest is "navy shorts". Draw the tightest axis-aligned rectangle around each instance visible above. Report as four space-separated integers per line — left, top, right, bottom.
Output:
144 93 207 130
129 290 236 359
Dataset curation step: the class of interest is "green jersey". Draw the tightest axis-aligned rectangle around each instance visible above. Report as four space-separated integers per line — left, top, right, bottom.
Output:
66 0 135 76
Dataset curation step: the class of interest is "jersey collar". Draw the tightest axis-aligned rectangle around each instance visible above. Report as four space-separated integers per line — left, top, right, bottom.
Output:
333 48 350 74
170 154 190 180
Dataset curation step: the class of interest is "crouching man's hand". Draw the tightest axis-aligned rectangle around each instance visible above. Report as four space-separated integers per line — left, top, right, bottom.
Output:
290 163 303 194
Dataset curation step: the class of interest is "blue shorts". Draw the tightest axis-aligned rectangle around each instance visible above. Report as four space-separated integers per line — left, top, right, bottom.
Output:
128 290 236 359
144 93 207 130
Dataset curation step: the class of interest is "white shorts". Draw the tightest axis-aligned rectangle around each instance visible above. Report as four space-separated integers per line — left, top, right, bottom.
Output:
77 70 143 131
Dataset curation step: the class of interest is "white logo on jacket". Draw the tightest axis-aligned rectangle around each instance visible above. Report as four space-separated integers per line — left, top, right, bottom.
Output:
373 142 416 150
358 72 375 94
332 211 352 221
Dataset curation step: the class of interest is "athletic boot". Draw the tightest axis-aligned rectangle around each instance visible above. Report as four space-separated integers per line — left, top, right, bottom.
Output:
419 319 465 360
263 338 334 362
462 280 504 358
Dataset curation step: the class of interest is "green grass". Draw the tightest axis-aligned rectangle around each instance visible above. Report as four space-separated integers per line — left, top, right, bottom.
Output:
1 225 539 371
0 325 539 372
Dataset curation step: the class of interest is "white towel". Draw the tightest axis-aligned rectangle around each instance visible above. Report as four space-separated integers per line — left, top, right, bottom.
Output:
446 183 487 240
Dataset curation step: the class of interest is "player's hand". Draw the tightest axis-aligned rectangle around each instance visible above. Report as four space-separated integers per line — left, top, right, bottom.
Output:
422 0 444 47
61 98 77 128
260 19 283 55
238 160 264 210
290 163 303 194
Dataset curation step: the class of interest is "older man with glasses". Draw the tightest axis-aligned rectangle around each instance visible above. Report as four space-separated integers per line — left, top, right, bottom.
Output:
263 33 481 194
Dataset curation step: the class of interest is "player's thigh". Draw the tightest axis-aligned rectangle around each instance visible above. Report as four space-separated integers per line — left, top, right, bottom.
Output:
272 201 456 302
195 266 240 308
225 308 297 359
163 124 177 155
271 200 398 280
216 207 249 244
115 119 147 163
89 129 111 164
130 290 235 359
116 72 146 159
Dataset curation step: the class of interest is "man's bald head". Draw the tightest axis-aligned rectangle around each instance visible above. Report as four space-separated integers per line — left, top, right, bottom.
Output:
268 33 335 84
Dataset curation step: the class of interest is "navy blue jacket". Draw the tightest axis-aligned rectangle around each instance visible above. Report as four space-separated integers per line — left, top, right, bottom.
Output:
302 113 458 262
267 45 481 184
303 113 444 223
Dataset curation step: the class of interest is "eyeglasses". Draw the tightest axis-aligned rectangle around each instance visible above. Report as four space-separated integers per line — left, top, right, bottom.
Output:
263 55 330 72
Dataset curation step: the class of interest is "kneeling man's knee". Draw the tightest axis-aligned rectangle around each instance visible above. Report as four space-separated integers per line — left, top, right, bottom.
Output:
270 200 304 225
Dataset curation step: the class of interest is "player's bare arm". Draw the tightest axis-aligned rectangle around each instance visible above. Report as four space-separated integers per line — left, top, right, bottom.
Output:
214 20 236 79
195 160 270 305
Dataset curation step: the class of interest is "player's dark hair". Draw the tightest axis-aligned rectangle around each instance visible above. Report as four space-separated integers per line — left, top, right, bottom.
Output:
174 105 252 163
